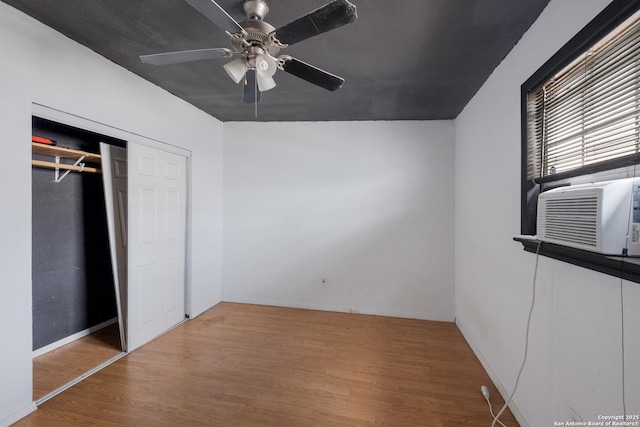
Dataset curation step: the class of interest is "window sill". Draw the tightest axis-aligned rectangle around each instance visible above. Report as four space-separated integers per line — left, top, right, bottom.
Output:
514 237 640 284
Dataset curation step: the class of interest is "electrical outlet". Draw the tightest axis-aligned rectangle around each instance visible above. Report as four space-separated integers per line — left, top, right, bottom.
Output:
349 307 360 314
568 407 582 422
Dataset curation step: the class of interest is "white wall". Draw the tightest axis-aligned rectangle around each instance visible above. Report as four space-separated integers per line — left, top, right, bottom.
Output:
222 121 455 321
0 3 223 425
455 0 640 425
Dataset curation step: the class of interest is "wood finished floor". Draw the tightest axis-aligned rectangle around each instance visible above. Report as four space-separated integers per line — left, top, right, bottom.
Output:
18 303 519 426
32 322 122 401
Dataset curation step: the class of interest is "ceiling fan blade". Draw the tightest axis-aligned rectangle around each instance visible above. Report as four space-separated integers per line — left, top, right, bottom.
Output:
184 0 246 35
273 0 357 46
140 48 232 66
243 70 261 104
281 57 345 91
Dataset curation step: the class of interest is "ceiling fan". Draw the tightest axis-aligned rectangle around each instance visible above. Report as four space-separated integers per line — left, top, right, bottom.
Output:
140 0 357 103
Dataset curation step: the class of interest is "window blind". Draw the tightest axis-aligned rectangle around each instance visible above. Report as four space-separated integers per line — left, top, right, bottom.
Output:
527 10 640 182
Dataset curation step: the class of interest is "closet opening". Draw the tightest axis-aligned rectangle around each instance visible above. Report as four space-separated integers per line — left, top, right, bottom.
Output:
31 117 126 402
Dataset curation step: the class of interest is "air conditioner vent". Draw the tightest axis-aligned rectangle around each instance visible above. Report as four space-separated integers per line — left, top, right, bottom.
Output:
540 196 598 247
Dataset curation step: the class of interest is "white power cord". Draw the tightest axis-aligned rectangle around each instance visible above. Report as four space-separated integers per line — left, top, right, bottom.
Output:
483 241 542 427
481 385 509 427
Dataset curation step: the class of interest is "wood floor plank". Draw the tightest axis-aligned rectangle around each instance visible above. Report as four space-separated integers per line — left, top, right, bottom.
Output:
32 322 122 400
17 303 520 426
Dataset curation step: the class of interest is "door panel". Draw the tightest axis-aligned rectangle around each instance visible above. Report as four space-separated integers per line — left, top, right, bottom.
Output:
138 263 156 327
128 142 187 351
139 186 157 245
162 257 180 313
165 189 179 240
116 189 128 247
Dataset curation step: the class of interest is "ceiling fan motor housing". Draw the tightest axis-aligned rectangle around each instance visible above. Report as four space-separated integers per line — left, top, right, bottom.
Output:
231 19 281 56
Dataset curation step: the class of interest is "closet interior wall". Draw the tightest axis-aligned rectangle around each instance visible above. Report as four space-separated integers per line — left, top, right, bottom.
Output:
31 117 124 351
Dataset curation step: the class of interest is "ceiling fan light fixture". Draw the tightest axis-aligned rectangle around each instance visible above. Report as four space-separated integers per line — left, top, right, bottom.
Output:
224 58 248 83
257 75 276 91
255 54 277 77
254 54 277 91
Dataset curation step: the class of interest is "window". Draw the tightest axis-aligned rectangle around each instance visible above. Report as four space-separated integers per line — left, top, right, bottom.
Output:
527 8 640 185
519 0 640 282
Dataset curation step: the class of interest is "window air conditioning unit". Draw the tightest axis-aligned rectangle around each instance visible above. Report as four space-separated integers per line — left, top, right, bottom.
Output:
537 178 640 256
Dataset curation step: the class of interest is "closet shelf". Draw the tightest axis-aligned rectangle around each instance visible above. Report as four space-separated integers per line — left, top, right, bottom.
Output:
32 142 102 164
32 142 102 181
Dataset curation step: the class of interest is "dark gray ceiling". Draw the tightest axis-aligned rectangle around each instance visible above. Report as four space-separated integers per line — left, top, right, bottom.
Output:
2 0 550 122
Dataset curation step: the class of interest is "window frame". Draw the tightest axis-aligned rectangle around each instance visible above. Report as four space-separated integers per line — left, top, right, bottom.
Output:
519 0 640 282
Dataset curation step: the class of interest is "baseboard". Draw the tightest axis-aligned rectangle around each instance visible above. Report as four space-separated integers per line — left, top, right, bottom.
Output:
32 317 117 358
220 297 455 322
455 317 529 427
0 401 37 427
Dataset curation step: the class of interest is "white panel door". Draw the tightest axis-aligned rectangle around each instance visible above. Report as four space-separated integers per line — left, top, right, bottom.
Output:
128 142 187 351
100 142 128 351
